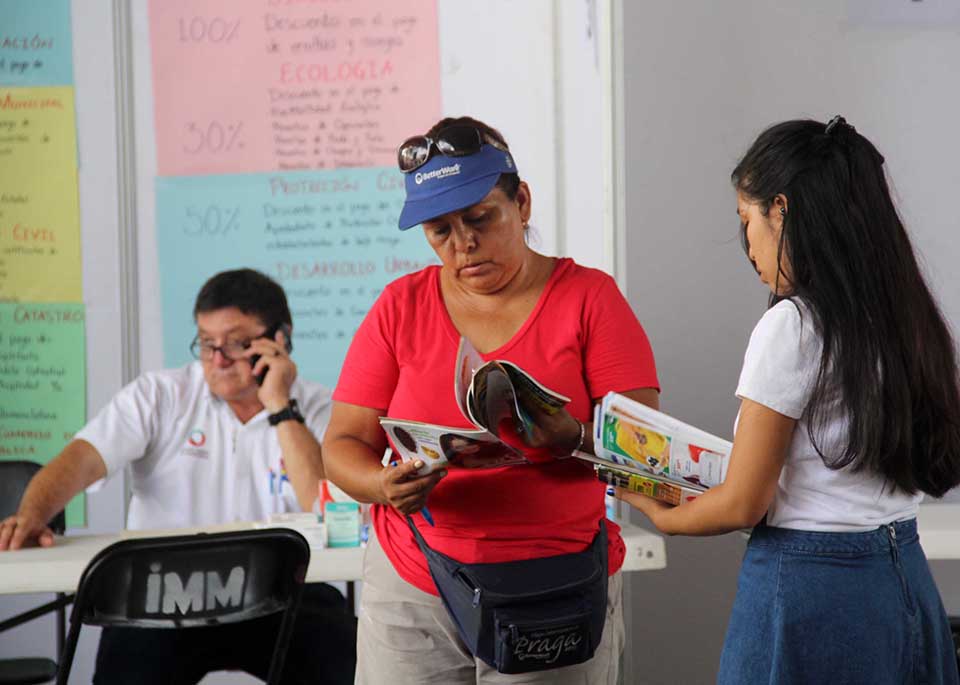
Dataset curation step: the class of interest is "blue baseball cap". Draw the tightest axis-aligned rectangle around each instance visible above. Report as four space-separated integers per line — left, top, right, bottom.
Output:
398 144 518 230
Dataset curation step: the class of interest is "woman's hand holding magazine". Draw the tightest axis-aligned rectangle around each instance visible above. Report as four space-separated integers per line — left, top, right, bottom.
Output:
379 337 575 473
586 393 733 507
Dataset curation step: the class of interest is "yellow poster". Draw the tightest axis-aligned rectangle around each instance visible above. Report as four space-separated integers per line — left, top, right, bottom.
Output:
0 86 81 302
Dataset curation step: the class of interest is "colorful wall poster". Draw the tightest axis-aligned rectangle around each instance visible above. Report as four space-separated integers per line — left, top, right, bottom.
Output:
0 302 86 526
148 0 441 175
0 86 81 302
156 168 437 387
0 0 74 86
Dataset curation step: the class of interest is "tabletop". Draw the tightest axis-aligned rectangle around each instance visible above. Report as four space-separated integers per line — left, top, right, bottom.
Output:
0 521 667 595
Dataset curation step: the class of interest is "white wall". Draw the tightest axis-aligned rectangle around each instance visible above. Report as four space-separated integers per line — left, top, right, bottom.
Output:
556 0 607 270
619 2 960 683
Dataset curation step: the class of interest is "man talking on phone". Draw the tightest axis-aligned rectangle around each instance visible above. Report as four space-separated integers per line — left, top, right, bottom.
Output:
0 268 356 684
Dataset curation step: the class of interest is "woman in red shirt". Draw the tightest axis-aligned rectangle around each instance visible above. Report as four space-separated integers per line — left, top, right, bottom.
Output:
322 117 659 684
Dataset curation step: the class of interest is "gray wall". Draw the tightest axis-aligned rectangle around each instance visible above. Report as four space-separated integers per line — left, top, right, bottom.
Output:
620 1 960 683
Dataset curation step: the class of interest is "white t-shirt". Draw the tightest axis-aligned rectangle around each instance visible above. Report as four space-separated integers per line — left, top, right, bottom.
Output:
77 362 332 529
736 299 922 531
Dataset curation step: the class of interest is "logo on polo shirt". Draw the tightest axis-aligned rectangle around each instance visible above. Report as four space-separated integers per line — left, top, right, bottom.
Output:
187 429 206 447
184 428 209 459
414 163 461 185
269 457 290 495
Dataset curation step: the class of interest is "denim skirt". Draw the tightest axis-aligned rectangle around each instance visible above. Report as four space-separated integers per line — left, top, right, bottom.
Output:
718 519 959 685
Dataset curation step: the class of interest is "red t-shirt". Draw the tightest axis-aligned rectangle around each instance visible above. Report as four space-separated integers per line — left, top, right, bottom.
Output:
333 258 659 595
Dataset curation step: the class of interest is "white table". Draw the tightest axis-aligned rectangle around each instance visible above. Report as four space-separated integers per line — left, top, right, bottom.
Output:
0 521 666 596
917 503 960 560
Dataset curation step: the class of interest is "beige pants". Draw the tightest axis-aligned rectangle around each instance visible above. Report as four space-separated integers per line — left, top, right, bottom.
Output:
356 528 625 685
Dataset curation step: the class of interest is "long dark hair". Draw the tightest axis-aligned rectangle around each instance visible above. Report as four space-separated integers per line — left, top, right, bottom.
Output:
732 118 960 497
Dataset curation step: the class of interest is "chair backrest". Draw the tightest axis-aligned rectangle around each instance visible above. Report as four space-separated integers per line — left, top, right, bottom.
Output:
57 529 309 685
71 528 309 628
0 460 65 533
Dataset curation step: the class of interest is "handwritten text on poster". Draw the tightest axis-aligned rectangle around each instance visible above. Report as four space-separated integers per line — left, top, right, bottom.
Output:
0 86 81 302
0 302 86 526
149 0 441 175
0 0 74 86
156 168 437 387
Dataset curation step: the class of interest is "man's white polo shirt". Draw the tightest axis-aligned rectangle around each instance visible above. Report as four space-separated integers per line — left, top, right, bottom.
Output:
76 362 331 530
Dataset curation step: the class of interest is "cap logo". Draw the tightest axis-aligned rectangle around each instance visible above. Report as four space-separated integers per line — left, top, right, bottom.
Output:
415 163 462 185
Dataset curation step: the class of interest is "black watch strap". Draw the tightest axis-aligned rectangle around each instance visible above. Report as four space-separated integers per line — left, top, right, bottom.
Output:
268 399 305 426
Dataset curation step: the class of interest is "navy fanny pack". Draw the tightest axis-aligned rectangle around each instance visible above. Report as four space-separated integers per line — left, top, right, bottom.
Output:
406 517 608 674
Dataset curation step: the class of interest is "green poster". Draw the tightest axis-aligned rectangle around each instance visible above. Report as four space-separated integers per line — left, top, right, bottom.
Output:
0 302 85 526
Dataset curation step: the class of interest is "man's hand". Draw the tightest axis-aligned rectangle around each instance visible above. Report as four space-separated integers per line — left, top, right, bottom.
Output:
246 329 297 413
0 440 107 551
0 513 55 551
378 459 445 515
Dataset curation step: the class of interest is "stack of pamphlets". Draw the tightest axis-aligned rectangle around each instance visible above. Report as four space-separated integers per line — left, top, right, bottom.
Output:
581 393 732 505
379 339 733 509
379 337 569 472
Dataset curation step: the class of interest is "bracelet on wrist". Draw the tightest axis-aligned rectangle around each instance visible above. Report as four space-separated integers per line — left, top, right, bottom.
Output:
558 418 585 458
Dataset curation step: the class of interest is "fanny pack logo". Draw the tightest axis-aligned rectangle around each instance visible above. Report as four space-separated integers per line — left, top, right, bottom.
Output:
512 624 585 665
415 163 461 185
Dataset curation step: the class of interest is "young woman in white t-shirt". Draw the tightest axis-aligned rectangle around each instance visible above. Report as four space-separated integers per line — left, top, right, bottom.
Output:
616 117 960 683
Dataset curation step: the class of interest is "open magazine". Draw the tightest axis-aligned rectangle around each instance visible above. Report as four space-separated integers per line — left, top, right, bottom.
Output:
581 392 733 505
379 337 570 472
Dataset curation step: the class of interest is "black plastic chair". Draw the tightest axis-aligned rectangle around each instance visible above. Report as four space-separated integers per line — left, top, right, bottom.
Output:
0 460 68 685
56 528 310 685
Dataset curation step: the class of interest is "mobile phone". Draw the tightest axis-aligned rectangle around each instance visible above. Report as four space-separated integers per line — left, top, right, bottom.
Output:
250 322 293 385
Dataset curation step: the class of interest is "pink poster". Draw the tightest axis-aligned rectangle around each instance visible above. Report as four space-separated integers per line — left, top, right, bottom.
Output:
148 0 441 176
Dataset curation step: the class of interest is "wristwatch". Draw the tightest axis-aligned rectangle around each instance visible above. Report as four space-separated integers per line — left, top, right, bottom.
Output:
268 399 305 426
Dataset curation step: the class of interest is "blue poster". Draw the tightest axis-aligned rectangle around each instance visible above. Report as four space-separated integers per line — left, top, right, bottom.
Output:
156 168 438 388
0 0 74 86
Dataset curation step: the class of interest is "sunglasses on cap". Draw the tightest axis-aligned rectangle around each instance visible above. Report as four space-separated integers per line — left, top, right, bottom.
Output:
397 125 507 173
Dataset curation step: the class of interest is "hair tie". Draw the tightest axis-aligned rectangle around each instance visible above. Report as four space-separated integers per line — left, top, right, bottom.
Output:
824 115 847 135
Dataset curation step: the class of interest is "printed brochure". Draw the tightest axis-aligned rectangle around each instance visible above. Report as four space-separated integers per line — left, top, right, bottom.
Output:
379 337 570 472
581 392 733 505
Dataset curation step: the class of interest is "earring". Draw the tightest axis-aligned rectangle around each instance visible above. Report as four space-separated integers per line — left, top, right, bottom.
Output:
779 207 786 216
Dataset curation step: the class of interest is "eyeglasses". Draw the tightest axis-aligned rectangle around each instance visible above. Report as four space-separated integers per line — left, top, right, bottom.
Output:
190 335 259 361
397 125 504 173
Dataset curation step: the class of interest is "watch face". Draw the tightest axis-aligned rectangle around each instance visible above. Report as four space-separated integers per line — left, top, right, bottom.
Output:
289 399 304 420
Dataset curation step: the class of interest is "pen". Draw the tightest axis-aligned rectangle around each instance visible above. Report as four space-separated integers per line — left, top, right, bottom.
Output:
420 506 436 527
391 459 436 527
